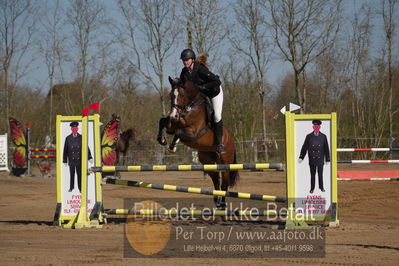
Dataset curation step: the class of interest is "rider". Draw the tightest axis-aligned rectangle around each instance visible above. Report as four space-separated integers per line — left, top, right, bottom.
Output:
179 48 226 154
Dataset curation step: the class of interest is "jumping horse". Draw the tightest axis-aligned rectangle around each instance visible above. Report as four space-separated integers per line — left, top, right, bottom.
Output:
157 77 239 209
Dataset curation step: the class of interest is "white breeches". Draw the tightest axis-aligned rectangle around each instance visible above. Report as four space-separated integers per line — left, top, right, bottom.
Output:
211 86 223 123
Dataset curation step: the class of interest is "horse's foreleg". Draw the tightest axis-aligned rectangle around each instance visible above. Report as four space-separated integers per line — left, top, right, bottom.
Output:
113 150 121 179
157 117 169 145
168 135 180 153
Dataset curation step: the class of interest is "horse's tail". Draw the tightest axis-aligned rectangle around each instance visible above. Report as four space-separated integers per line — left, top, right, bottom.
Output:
196 53 209 67
229 151 240 187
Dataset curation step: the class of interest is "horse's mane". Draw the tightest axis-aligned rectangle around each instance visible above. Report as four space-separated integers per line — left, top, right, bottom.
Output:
195 53 209 67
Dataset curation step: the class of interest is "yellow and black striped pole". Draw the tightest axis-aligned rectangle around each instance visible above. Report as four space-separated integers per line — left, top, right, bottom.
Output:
106 178 287 203
104 208 287 217
93 163 284 172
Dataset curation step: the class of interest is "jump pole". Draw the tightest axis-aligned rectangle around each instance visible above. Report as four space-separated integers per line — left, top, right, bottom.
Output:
92 163 284 172
30 155 56 159
104 208 287 217
106 178 287 203
337 148 399 152
30 148 56 152
338 160 399 164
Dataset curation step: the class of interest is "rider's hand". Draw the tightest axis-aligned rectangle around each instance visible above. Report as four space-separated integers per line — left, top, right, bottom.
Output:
198 85 207 92
298 158 303 163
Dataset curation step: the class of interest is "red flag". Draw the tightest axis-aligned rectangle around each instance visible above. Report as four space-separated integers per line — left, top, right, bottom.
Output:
81 108 89 116
88 102 100 111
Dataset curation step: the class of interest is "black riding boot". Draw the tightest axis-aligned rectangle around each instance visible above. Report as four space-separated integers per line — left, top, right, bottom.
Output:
214 120 226 153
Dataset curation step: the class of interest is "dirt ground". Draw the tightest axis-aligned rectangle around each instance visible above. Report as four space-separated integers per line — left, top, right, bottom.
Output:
0 163 398 265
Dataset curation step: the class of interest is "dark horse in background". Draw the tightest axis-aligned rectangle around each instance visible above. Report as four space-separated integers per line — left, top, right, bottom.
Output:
157 77 239 209
116 128 135 165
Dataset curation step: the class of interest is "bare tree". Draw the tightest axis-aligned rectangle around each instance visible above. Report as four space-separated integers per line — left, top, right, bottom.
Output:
267 0 342 113
38 0 68 141
0 0 37 131
381 0 398 144
116 0 179 116
220 57 262 162
345 3 391 155
66 0 107 107
179 0 228 55
231 0 273 160
350 4 372 151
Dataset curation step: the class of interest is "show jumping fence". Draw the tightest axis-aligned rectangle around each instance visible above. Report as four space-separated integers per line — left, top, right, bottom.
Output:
56 112 340 229
27 147 56 176
336 147 399 181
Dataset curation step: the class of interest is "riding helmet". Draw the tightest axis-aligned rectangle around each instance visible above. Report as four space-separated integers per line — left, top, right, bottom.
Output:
180 49 196 60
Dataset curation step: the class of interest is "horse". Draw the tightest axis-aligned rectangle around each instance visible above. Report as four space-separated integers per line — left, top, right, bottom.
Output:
157 77 239 209
115 128 135 165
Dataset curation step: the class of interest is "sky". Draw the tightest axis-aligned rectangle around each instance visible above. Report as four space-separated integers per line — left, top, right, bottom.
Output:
17 0 391 95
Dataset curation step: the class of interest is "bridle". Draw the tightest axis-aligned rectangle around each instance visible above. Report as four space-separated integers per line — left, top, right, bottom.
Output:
171 85 204 119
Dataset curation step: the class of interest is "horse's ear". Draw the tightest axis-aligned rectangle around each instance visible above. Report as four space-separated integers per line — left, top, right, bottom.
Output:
168 76 174 85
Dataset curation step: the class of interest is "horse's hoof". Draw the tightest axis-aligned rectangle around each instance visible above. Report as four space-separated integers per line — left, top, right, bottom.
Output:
157 135 167 146
214 196 227 209
168 145 177 153
217 202 227 210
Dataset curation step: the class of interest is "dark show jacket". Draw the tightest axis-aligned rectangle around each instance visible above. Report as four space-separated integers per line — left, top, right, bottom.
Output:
63 133 92 163
299 132 330 166
180 62 221 98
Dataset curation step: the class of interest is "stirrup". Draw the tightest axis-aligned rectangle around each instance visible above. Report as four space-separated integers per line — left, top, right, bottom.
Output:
216 144 226 154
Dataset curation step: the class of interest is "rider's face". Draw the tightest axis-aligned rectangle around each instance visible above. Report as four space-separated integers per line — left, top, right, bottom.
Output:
183 58 194 70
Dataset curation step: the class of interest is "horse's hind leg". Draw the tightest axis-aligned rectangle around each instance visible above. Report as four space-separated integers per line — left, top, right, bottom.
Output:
218 172 230 209
206 171 225 209
157 117 169 145
198 152 224 208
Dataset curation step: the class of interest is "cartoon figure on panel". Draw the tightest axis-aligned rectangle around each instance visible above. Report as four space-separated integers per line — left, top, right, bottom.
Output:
63 121 92 193
298 120 330 194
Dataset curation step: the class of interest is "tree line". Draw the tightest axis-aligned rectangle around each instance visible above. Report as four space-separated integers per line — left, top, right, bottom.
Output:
1 0 398 163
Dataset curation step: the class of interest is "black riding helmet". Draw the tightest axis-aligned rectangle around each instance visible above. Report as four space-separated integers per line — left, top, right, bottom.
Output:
180 49 196 60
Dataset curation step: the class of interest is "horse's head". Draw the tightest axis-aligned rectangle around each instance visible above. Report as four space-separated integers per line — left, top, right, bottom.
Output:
121 128 134 141
168 76 199 122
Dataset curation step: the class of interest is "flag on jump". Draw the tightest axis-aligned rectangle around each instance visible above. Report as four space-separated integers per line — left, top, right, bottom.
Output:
81 108 89 116
89 102 100 111
81 102 100 116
